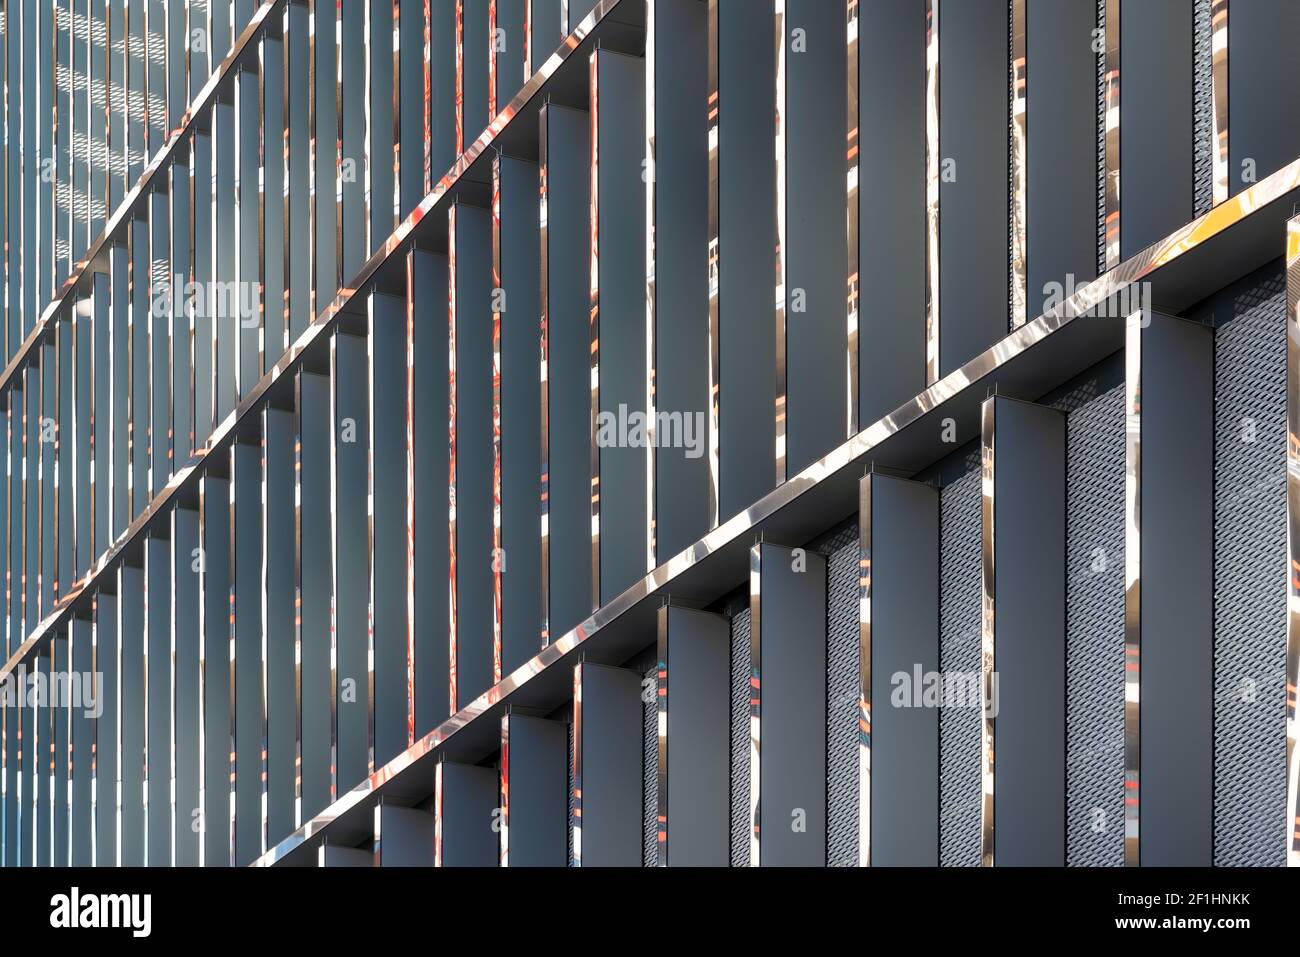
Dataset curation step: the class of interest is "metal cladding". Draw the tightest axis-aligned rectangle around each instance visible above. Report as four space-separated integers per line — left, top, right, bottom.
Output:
0 0 1297 871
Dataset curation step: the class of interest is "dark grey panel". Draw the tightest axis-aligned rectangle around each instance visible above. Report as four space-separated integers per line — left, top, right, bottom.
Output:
990 398 1065 866
298 371 334 821
454 204 495 708
1229 0 1300 196
320 844 373 867
717 0 775 519
314 7 338 305
53 636 68 866
95 593 119 866
577 663 642 866
430 0 458 178
376 803 435 866
543 105 592 639
439 761 498 865
399 0 428 212
1140 313 1213 865
462 0 490 142
652 0 709 561
530 0 564 73
499 157 543 675
265 409 297 846
567 0 597 33
1121 0 1193 258
233 443 263 866
71 620 94 865
938 0 1008 375
119 565 145 865
869 475 939 866
757 543 826 866
503 713 567 866
371 293 408 766
495 0 526 112
202 477 232 866
661 606 729 866
785 0 847 473
340 0 366 279
333 333 369 791
173 508 202 867
594 50 647 605
263 34 287 361
412 251 452 735
146 534 173 866
1027 0 1099 319
858 0 925 428
370 0 396 243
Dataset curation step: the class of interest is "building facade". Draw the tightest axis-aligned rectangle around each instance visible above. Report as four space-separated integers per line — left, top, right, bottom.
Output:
0 0 1298 868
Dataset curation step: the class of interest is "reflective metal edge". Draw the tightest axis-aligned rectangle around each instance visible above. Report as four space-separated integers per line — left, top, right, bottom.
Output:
539 102 552 646
1123 306 1141 866
857 471 870 867
644 0 657 573
654 602 667 865
924 0 939 384
491 154 505 685
773 0 786 485
498 712 509 865
448 203 460 713
1103 0 1119 269
1285 216 1299 866
587 49 601 614
1010 0 1026 329
846 0 859 435
747 541 761 867
239 155 1300 865
979 395 995 867
570 659 583 866
1210 0 1228 208
705 0 720 530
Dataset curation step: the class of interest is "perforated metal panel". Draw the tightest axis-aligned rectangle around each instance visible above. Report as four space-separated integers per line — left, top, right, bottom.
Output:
567 717 575 867
730 607 751 867
823 523 860 866
1213 268 1287 867
1096 0 1106 274
644 664 657 867
1193 0 1214 217
1062 384 1125 866
939 459 982 866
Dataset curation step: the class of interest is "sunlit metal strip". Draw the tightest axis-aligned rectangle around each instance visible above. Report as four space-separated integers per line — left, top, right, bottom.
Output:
978 395 995 867
390 0 402 229
448 203 460 712
924 0 939 383
1103 0 1119 270
1010 0 1026 329
489 0 498 119
587 52 600 612
491 156 504 684
654 603 667 865
643 0 656 572
772 0 786 485
307 0 319 321
845 0 859 434
332 0 343 293
1123 305 1141 866
455 0 465 155
0 0 631 694
747 542 760 866
538 103 551 646
1285 216 1300 866
421 0 432 196
570 659 582 866
705 0 719 531
857 472 871 866
260 413 273 855
404 253 416 746
432 758 443 865
291 372 305 822
1210 0 1228 207
225 451 237 866
498 714 509 865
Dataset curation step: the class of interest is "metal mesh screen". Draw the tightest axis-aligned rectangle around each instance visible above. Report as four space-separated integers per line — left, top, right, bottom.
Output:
730 606 751 867
567 715 575 867
643 664 657 866
1193 0 1214 217
1213 268 1287 867
1096 0 1106 274
939 459 982 866
1062 384 1125 866
825 523 860 867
